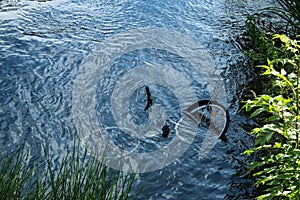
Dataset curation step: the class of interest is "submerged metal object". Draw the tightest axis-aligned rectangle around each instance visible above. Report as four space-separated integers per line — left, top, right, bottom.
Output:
162 124 170 138
144 86 153 111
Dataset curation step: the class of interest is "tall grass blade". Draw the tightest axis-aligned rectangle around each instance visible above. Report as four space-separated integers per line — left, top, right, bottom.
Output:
0 138 140 199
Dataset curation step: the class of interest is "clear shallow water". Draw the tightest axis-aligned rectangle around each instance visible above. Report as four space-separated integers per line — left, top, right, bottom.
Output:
0 0 272 199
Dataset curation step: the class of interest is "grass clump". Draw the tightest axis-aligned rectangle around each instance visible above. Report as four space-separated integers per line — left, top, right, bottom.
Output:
0 150 34 199
0 140 139 200
266 0 300 34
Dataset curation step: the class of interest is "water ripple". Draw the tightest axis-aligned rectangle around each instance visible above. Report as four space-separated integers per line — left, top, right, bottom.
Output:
0 0 274 199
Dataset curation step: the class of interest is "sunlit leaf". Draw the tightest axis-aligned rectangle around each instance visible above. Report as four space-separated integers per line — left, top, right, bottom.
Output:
243 149 255 156
274 142 282 148
257 193 271 199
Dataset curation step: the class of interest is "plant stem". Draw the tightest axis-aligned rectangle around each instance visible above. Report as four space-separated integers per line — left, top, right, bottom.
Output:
296 59 300 149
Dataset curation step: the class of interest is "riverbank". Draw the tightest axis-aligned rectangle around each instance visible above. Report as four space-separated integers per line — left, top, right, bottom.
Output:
241 1 300 199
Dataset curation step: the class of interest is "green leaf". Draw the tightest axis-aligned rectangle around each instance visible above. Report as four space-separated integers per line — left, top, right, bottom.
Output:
273 95 284 102
272 71 294 87
250 107 265 118
243 149 255 156
261 124 283 134
268 115 281 122
257 193 271 199
274 142 281 148
260 95 271 101
265 132 273 142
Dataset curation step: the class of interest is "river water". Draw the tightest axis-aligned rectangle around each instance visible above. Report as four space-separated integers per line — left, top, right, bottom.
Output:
0 0 273 199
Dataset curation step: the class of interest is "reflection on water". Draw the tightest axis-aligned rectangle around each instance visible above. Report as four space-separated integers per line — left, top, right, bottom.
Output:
0 0 272 199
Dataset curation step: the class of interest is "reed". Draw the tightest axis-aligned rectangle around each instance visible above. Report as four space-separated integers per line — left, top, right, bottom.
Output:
0 140 139 200
266 0 300 33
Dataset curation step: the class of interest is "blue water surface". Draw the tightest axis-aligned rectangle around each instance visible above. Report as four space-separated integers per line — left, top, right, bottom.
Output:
0 0 273 199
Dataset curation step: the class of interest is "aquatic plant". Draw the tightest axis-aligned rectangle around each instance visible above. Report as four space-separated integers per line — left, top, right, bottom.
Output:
0 140 139 200
0 149 33 199
245 0 300 64
266 0 300 34
243 35 300 199
244 15 277 65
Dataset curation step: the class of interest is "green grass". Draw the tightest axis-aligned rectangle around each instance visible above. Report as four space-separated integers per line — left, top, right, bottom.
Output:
0 140 139 200
265 0 300 34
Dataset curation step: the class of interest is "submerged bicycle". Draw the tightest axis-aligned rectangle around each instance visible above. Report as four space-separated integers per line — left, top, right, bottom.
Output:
162 99 230 140
183 100 230 139
143 86 230 140
98 88 230 163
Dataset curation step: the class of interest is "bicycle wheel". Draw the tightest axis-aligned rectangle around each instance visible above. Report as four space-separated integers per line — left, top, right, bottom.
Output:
184 100 229 138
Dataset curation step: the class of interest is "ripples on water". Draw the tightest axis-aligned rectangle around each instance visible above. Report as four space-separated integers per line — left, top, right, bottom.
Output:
0 0 272 199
